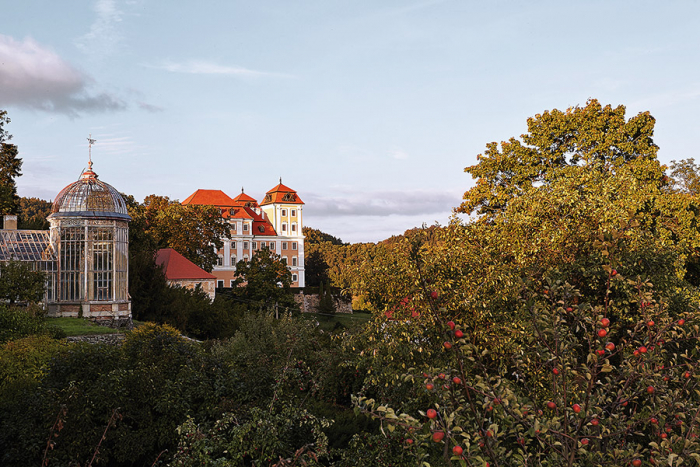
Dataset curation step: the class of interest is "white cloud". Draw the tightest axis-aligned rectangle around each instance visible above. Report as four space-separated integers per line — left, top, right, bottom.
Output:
303 189 462 218
75 0 124 56
151 60 295 78
390 149 409 160
0 34 126 115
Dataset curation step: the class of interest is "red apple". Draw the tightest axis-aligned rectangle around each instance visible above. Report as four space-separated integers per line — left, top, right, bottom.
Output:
552 368 560 375
432 431 444 442
590 418 599 426
647 386 655 394
426 383 435 391
547 401 556 410
639 346 647 354
632 459 642 467
678 319 686 326
597 349 605 356
405 438 413 444
606 342 615 351
447 320 455 330
452 445 463 456
566 307 573 312
611 269 618 277
485 429 493 437
685 371 692 379
443 341 452 350
430 291 439 300
572 404 581 413
452 376 462 384
427 408 437 419
600 318 610 327
455 329 464 338
647 320 655 327
598 329 608 338
581 438 589 445
438 373 446 380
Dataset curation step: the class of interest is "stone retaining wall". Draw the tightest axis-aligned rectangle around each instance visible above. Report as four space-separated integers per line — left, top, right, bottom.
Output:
66 334 126 345
294 293 353 314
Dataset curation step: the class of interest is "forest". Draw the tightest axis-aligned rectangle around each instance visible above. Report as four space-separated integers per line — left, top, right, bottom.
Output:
2 99 700 466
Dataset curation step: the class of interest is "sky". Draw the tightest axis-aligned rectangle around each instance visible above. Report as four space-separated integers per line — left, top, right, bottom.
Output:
1 1 699 243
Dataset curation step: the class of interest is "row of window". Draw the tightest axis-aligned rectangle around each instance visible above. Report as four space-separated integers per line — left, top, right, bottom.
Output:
217 255 300 267
217 272 298 288
281 209 297 217
229 241 298 251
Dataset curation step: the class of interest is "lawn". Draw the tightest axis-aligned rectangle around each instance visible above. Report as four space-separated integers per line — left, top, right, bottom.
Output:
46 317 122 337
302 311 372 332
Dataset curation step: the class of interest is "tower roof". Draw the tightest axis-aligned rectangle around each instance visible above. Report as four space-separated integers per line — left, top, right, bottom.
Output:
49 162 130 221
261 181 304 205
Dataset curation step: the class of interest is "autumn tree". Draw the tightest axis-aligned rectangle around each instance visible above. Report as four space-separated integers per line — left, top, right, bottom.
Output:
229 247 297 312
128 194 230 271
0 111 22 215
17 197 51 230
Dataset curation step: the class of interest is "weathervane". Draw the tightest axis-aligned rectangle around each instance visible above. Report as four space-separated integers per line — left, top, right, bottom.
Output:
87 134 96 170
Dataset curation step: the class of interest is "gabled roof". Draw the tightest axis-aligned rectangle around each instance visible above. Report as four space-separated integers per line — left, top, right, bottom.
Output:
261 182 304 205
182 189 236 207
155 248 216 280
232 190 259 208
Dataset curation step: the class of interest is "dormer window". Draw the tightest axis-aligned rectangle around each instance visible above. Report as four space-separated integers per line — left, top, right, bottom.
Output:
258 225 265 233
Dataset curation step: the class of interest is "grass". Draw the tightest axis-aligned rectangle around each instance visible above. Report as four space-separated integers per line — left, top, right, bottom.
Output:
302 311 372 332
46 317 122 337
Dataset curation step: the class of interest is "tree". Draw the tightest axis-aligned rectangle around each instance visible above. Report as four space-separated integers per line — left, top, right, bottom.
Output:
304 248 330 287
302 226 345 245
127 194 230 271
669 158 700 195
0 260 46 304
0 111 22 215
17 197 51 230
458 99 663 217
230 247 297 311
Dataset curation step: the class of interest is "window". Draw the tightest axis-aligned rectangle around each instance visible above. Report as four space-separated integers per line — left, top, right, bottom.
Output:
231 221 237 231
231 255 236 265
243 241 249 250
282 223 287 232
269 242 275 250
231 241 236 249
217 255 223 266
291 209 296 217
261 241 266 249
252 241 257 250
291 223 297 232
230 280 235 287
282 209 287 216
292 256 297 266
243 223 249 232
282 256 287 265
292 242 297 250
217 280 224 288
292 274 298 282
282 242 288 250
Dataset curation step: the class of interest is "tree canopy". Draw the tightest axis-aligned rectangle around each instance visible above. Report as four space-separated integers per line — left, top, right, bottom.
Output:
0 111 22 215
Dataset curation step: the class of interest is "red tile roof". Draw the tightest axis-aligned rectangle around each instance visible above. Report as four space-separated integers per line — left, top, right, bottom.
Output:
155 248 216 280
261 182 304 205
182 189 236 207
232 191 259 207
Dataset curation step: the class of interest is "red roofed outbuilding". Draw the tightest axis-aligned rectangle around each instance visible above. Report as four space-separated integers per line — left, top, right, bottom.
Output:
156 248 217 300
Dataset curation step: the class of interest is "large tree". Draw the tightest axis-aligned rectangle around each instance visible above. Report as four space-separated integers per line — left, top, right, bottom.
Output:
458 99 663 217
230 247 297 312
127 194 230 271
0 111 22 215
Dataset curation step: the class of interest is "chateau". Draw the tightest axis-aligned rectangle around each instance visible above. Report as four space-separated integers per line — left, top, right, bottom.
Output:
181 181 306 288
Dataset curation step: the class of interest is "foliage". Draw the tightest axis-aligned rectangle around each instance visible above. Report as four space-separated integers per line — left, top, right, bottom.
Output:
0 259 46 304
128 194 230 272
0 335 68 392
669 158 700 196
457 98 662 217
303 226 345 246
228 247 298 313
305 248 330 288
17 196 51 230
171 406 330 466
0 304 63 343
0 110 21 215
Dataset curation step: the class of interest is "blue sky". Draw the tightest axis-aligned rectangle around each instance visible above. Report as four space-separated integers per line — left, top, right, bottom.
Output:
1 1 699 242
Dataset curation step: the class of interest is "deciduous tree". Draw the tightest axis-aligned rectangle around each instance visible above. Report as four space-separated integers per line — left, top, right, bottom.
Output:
0 111 22 215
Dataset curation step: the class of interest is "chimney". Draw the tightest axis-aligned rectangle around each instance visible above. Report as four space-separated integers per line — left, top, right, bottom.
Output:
3 215 17 230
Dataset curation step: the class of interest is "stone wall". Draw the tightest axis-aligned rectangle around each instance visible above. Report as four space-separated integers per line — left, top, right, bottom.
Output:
66 334 125 345
294 293 353 314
